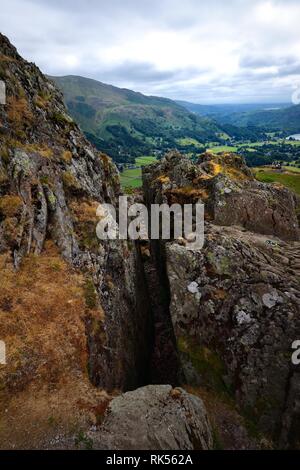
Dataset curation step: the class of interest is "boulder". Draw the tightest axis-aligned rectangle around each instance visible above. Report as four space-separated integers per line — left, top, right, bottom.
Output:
89 385 213 450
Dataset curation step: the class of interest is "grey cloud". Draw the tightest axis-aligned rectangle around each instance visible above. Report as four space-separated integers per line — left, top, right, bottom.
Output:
89 62 207 87
239 55 297 69
278 63 300 77
95 62 178 84
0 0 299 103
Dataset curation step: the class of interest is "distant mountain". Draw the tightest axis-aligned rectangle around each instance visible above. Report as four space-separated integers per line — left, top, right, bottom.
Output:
51 76 222 162
177 100 298 139
218 104 300 135
176 101 290 119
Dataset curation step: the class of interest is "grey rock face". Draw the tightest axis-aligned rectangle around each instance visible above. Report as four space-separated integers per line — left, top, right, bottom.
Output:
143 151 300 241
2 32 300 450
142 151 300 447
0 33 150 392
85 240 153 391
89 385 213 450
212 177 300 241
166 228 300 443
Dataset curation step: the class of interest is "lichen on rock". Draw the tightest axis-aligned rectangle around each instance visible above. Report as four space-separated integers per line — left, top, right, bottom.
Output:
142 150 300 448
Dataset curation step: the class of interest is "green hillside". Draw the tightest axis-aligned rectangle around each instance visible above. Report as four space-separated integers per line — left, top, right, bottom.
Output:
255 168 300 196
51 75 221 162
221 104 300 135
176 101 293 141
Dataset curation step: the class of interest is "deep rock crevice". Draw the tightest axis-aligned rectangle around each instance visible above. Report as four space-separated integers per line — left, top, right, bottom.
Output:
140 239 180 386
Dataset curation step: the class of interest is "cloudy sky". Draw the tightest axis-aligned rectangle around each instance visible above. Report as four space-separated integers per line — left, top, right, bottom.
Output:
1 0 300 103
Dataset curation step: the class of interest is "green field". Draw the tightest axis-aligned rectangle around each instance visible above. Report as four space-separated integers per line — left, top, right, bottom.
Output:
244 140 300 147
135 156 157 166
176 137 204 148
209 145 238 153
120 156 157 190
120 168 142 189
283 165 300 173
209 143 265 153
217 132 231 140
255 170 300 196
210 139 300 154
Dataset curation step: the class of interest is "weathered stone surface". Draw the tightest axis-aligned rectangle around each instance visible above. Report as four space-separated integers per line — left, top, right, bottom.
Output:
142 151 300 447
89 385 213 450
166 228 300 444
2 32 300 450
0 32 151 398
143 151 300 241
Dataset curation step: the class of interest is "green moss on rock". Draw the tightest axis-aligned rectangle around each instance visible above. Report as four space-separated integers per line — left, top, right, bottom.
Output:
178 336 232 399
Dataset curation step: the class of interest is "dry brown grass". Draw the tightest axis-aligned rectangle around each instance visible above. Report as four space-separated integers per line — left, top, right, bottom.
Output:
210 154 251 181
62 171 80 190
210 161 222 176
0 195 23 217
0 53 17 63
39 148 53 159
212 288 227 300
23 143 54 159
7 96 33 127
165 186 209 205
33 91 51 110
61 150 72 163
223 166 250 181
69 199 99 224
69 199 100 250
0 378 110 449
156 175 171 184
99 152 111 167
0 168 8 185
0 241 107 448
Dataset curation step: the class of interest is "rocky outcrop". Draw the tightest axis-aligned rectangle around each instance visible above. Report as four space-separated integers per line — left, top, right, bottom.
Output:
1 32 299 450
0 32 151 409
88 385 213 450
85 239 153 391
143 151 300 241
166 229 300 445
142 151 300 447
